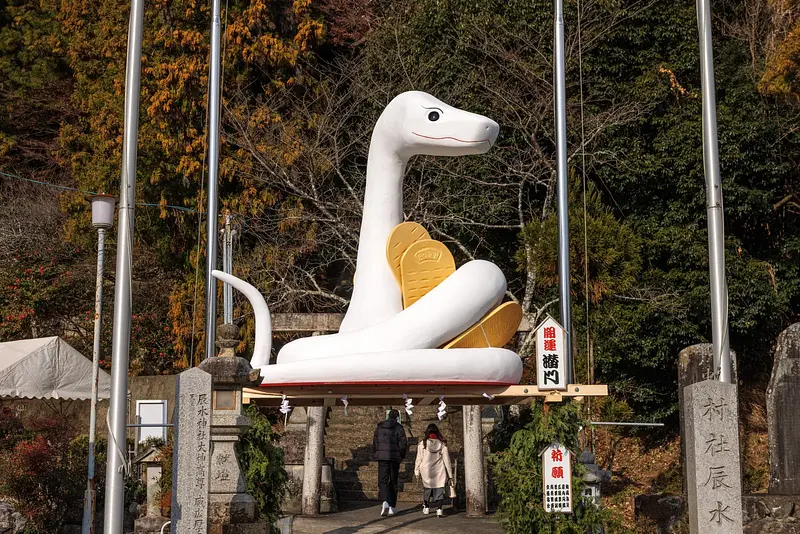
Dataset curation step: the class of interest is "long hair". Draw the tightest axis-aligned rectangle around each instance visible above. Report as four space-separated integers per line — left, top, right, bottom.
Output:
423 423 446 449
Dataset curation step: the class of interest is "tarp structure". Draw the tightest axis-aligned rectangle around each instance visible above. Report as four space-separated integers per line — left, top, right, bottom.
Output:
0 336 111 400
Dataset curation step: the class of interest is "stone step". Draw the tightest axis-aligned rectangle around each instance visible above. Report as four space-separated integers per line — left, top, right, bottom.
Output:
336 489 431 503
335 471 422 487
330 459 417 471
335 478 427 492
326 449 420 465
320 406 467 508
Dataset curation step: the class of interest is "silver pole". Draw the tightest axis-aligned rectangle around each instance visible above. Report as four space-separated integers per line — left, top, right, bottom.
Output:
82 228 106 534
204 0 223 360
554 0 573 382
697 0 731 383
223 214 233 324
103 0 144 531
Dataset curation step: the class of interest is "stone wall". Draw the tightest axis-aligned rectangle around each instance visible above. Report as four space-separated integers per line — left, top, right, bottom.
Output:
634 494 800 533
0 397 106 437
743 494 800 533
0 375 177 441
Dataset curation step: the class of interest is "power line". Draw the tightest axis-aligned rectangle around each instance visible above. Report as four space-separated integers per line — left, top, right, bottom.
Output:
0 169 203 214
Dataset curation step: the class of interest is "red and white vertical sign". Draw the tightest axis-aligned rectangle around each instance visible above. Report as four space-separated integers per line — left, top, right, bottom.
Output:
542 442 573 513
536 315 567 391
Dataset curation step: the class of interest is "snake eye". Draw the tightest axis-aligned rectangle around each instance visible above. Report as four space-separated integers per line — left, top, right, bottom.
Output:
427 111 440 122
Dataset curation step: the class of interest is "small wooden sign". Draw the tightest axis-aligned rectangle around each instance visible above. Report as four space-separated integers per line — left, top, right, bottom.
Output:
536 316 567 391
542 442 572 513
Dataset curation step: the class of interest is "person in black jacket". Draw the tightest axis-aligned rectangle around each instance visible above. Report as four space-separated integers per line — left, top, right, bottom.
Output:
373 408 408 516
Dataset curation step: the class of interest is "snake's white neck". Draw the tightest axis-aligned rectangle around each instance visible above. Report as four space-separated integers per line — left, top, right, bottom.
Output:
338 91 499 333
362 141 406 248
339 136 407 332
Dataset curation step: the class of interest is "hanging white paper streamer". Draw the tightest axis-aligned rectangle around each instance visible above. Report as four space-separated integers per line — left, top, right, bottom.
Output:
279 394 292 426
279 395 292 415
437 395 447 420
402 393 414 416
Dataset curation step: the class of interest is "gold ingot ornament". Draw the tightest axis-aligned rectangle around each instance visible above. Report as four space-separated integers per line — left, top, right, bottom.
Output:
399 239 456 308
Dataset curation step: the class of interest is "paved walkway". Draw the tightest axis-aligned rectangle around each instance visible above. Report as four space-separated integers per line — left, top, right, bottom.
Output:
288 501 504 534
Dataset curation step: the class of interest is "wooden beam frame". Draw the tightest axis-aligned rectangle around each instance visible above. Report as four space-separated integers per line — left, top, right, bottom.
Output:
243 383 607 407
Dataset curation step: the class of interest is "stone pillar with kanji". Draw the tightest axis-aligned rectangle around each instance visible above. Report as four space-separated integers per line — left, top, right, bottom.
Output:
198 324 266 534
683 380 743 534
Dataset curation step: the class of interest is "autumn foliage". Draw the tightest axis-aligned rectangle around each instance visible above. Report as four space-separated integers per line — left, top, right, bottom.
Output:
0 409 104 532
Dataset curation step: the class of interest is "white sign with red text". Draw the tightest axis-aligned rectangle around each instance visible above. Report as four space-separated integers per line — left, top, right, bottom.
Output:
542 442 573 513
536 316 567 391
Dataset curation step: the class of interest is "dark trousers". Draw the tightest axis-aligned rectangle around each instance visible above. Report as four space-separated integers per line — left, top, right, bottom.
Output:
423 487 445 510
378 460 400 507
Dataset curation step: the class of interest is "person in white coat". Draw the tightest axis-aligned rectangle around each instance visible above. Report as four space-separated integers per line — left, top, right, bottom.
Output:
413 423 454 517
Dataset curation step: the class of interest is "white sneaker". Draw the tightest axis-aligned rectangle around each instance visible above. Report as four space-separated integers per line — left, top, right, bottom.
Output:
436 509 444 517
422 506 430 515
388 507 396 516
380 501 389 517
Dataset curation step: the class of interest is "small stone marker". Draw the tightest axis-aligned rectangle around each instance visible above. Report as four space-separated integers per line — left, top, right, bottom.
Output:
146 465 162 517
171 368 212 534
767 322 800 494
542 442 572 513
536 316 567 391
684 379 743 534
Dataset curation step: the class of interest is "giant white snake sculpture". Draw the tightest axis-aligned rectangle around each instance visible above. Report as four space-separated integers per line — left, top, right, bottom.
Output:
212 91 523 386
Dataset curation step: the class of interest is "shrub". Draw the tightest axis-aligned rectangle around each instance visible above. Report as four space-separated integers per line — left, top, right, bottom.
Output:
488 402 621 533
158 434 174 515
237 405 288 526
0 411 108 533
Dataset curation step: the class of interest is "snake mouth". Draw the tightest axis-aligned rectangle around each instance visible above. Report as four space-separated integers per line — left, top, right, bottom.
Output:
411 132 491 144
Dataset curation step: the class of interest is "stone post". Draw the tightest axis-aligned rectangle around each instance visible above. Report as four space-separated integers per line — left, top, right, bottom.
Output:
684 380 743 534
170 368 212 534
462 405 486 517
277 406 307 514
678 344 737 494
767 323 800 494
134 450 170 534
198 324 266 534
301 406 327 515
146 465 162 517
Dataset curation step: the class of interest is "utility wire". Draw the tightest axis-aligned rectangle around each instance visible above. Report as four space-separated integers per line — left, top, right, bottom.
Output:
0 169 201 214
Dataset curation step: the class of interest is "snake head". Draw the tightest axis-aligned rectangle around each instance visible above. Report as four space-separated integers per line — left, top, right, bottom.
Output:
377 91 500 159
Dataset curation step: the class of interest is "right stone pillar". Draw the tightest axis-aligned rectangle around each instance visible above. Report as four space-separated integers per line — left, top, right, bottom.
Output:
678 343 737 494
462 404 486 517
684 379 743 534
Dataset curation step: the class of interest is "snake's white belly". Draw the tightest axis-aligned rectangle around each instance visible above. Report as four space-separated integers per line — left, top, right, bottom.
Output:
260 347 522 385
277 260 505 364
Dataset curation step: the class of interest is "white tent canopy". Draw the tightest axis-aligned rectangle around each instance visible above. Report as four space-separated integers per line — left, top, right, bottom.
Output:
0 336 111 400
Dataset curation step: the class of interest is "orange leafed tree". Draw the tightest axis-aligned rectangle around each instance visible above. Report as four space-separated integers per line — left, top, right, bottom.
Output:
57 0 324 368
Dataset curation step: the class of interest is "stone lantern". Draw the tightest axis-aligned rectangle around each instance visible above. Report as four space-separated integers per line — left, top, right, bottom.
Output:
578 449 611 506
198 323 264 533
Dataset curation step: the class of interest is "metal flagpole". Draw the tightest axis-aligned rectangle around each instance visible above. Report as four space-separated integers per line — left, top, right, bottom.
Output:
554 0 574 382
223 213 233 324
103 0 144 531
696 0 731 383
82 229 105 534
203 0 223 360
